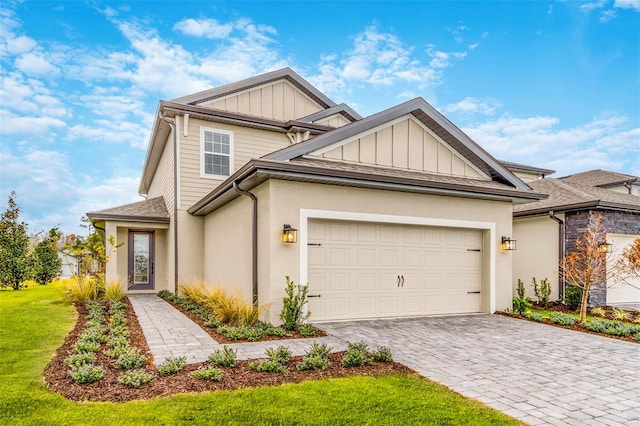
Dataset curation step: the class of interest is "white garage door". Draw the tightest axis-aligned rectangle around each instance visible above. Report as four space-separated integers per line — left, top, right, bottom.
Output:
307 219 484 321
607 234 640 305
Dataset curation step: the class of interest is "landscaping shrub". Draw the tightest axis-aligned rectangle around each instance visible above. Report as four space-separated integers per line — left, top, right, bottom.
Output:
297 355 329 371
280 275 309 330
62 277 102 303
298 323 318 337
516 279 526 299
531 277 552 307
109 325 130 338
604 323 638 337
179 281 212 305
564 285 583 310
107 336 129 349
114 348 147 370
590 307 606 318
305 342 332 359
78 327 107 344
512 296 532 315
208 346 237 367
250 359 288 374
265 346 291 365
342 342 373 368
64 352 96 369
205 286 265 326
191 367 224 381
105 345 131 359
371 346 393 363
158 356 187 376
104 281 125 301
69 365 104 384
73 339 101 354
118 369 155 388
611 307 632 322
525 312 544 322
582 319 609 333
548 312 576 326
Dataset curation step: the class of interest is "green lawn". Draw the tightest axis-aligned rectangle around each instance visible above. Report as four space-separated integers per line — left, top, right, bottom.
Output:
0 282 522 426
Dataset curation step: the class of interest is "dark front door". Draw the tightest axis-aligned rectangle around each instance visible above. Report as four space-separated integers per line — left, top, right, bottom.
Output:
128 230 155 290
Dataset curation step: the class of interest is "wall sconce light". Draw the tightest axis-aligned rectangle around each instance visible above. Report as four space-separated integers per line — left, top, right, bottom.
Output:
501 236 516 251
282 224 297 244
597 242 612 254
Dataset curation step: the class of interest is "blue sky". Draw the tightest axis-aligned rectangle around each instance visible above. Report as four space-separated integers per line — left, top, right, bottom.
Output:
1 0 639 235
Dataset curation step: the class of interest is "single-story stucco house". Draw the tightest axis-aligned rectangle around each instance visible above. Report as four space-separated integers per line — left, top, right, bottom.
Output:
87 68 547 323
513 169 640 307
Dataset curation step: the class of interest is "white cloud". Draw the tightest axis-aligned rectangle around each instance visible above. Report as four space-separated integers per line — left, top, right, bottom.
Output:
174 18 233 39
14 52 59 75
443 97 501 116
600 10 618 21
614 0 640 10
0 113 66 135
463 114 640 176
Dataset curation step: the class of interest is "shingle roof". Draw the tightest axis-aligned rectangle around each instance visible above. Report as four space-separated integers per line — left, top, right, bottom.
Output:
87 196 170 223
513 179 640 216
499 160 555 176
559 169 640 187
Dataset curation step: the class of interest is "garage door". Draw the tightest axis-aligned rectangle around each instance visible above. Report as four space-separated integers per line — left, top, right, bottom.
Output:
607 234 640 305
307 219 484 321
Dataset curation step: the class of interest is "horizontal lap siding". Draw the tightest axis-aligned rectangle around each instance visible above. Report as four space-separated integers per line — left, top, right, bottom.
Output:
179 118 290 209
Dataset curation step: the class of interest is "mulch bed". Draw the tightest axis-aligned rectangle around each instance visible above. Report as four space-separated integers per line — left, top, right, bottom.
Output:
44 298 412 402
497 303 640 344
159 295 327 344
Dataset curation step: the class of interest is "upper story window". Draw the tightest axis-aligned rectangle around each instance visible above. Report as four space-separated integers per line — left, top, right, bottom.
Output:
201 127 234 178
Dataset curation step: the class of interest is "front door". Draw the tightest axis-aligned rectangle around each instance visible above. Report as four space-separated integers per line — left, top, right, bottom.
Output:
128 230 155 290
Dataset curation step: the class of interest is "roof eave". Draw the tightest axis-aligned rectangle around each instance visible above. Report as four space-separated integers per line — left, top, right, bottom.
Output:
86 213 170 224
514 201 640 217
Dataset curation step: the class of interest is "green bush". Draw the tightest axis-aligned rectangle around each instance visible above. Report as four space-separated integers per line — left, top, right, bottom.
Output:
512 297 532 315
69 364 104 384
525 312 544 323
109 325 129 338
158 356 187 376
73 339 101 353
265 346 291 365
250 359 288 374
611 307 632 322
582 319 609 332
305 342 332 359
564 285 583 310
208 346 237 367
64 352 96 369
342 342 373 368
532 277 552 307
371 346 393 363
105 345 131 359
298 323 318 337
297 355 329 371
548 312 576 326
589 307 606 318
78 327 107 344
118 369 155 388
191 367 223 381
280 276 309 330
107 336 129 349
114 348 147 370
516 279 526 299
604 323 638 337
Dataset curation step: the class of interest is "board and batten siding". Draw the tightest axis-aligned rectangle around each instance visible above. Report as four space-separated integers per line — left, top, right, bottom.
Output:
199 80 323 122
313 114 352 128
313 116 489 180
178 117 291 209
146 132 175 214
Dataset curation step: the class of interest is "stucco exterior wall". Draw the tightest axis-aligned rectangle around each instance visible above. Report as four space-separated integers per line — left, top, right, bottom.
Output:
513 214 564 302
177 210 204 284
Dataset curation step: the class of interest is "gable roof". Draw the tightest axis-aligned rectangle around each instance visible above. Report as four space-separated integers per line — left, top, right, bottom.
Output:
264 97 528 190
87 196 170 223
297 103 362 123
559 169 640 188
500 160 555 177
171 68 337 109
513 179 640 217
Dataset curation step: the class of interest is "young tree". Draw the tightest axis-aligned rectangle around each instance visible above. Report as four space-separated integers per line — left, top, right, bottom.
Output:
0 192 31 290
560 214 609 322
32 227 63 285
617 237 640 279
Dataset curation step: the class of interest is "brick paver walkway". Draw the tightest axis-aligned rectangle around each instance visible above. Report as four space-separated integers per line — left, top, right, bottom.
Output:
129 295 640 425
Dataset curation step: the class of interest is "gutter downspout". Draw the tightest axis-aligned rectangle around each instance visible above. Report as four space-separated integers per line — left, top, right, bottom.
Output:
159 112 179 294
233 181 258 306
548 211 565 300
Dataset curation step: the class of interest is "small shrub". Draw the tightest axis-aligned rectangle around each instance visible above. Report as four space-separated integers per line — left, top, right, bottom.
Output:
158 356 187 376
564 285 583 310
512 297 532 315
635 332 640 340
191 367 223 381
64 352 96 369
611 307 632 322
104 281 125 301
118 369 155 388
109 325 130 338
204 286 266 327
208 346 237 367
107 336 129 349
604 323 637 337
590 307 606 318
179 281 212 305
114 348 147 370
250 359 287 374
634 311 640 324
516 279 526 299
109 299 125 313
73 339 101 353
371 346 393 363
157 290 173 299
78 327 107 344
105 345 131 359
298 323 318 337
305 342 332 359
280 276 310 331
525 312 544 322
342 342 373 368
549 312 576 326
265 346 291 365
532 277 552 307
217 325 247 341
109 312 126 327
69 364 104 384
582 319 609 333
62 277 101 303
204 318 220 328
297 355 329 371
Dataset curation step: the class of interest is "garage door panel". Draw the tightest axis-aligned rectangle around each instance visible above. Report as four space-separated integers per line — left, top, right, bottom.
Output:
308 219 483 320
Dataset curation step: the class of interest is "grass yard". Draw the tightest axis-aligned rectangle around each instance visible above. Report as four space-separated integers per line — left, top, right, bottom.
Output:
0 282 522 426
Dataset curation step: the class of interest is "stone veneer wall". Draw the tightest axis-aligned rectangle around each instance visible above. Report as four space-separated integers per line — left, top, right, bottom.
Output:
564 209 640 306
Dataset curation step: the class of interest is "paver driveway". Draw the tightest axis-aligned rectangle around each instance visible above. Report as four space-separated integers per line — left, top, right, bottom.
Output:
321 315 640 426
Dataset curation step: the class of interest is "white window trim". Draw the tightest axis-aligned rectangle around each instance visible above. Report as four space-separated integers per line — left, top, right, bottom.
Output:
200 126 234 179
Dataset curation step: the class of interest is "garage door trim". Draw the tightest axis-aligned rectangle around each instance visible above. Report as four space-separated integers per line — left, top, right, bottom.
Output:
299 209 497 315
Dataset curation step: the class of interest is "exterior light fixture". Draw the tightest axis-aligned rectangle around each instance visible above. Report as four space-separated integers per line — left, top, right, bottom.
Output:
282 224 297 244
597 242 612 254
501 236 516 251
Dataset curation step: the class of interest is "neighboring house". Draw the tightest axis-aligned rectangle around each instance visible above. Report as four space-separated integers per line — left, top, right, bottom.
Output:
88 68 545 323
513 170 640 307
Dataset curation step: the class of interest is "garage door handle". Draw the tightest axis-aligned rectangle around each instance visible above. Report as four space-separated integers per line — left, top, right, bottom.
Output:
308 243 322 246
467 249 481 252
308 294 322 298
467 291 481 294
401 275 405 287
397 275 400 287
